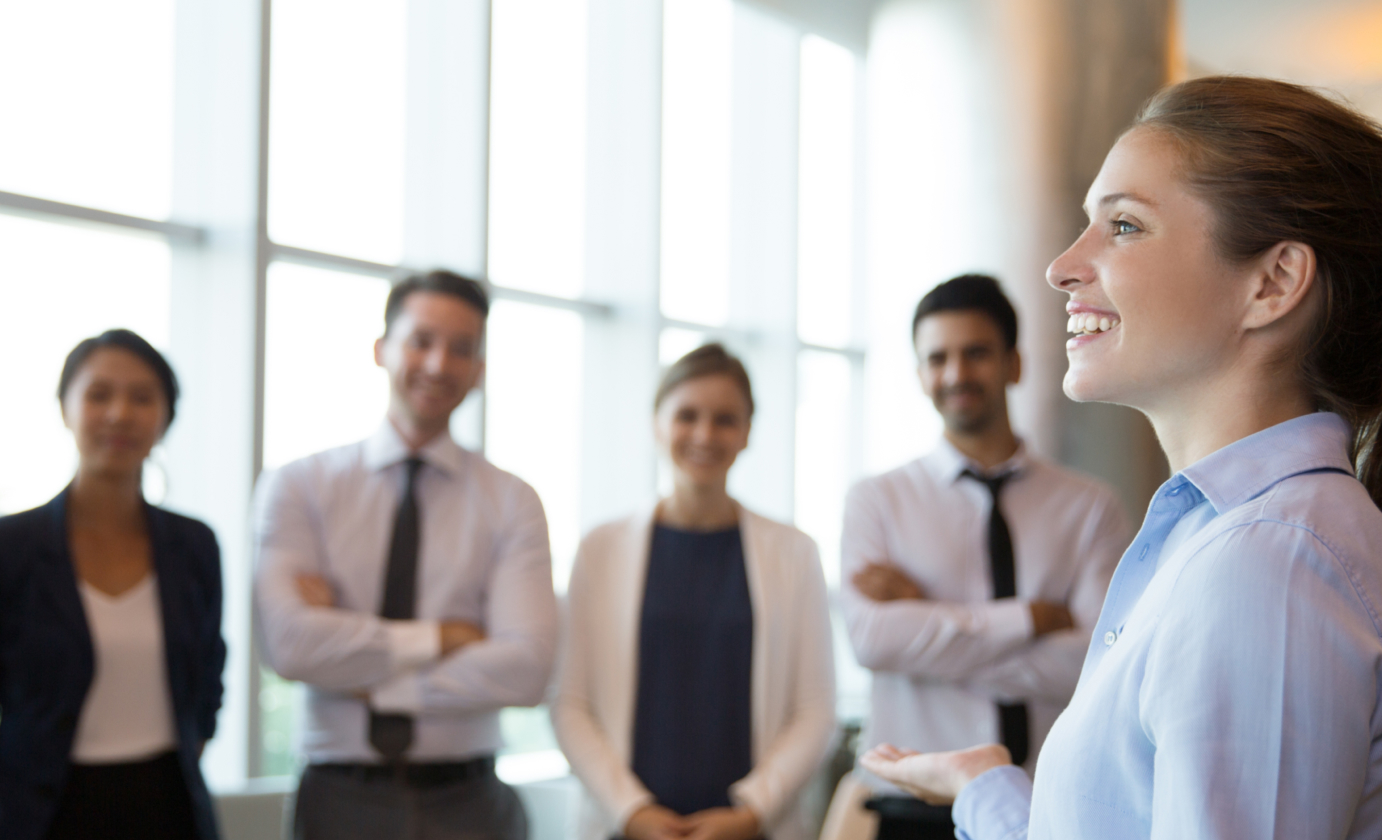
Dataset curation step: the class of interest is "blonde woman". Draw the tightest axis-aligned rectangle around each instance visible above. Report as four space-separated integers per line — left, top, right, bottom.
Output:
553 344 836 840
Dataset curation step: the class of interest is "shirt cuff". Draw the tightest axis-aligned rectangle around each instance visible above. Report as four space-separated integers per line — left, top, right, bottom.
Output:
385 619 440 671
370 671 423 714
992 598 1035 642
952 765 1032 840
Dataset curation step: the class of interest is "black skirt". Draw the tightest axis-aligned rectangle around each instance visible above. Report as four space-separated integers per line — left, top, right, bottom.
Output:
46 751 199 840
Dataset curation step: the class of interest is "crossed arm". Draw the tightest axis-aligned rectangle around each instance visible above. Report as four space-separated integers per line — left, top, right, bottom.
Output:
253 467 557 713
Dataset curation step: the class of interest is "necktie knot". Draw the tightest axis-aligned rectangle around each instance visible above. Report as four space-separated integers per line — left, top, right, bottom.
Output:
961 468 1011 498
404 456 424 487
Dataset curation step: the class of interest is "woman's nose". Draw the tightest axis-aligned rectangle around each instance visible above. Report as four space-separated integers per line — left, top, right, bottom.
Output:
1048 230 1095 291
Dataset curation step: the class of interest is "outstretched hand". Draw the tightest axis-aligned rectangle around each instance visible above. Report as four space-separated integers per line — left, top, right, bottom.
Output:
859 743 1012 805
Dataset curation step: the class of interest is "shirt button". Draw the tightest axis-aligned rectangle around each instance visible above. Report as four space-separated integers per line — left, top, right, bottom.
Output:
1103 630 1118 646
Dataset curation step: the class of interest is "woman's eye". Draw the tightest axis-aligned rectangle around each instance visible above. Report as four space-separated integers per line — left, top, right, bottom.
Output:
1112 219 1140 235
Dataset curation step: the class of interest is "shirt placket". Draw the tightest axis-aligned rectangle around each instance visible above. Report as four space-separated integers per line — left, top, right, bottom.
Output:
1079 476 1202 681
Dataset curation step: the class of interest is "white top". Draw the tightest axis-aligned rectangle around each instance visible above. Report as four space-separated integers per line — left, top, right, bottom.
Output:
71 574 178 763
551 505 837 840
253 421 559 763
841 439 1130 782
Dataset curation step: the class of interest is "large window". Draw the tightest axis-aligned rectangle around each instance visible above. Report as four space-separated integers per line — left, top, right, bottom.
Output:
0 217 171 514
267 0 407 263
0 0 871 790
0 1 174 219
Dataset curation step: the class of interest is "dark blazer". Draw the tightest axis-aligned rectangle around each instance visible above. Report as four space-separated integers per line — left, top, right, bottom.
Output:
0 489 226 840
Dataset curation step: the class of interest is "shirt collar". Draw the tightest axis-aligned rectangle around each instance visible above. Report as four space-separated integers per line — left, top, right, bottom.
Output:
925 435 1033 485
1179 412 1354 514
361 419 466 477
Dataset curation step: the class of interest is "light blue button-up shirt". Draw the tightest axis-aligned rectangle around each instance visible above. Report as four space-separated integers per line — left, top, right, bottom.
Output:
953 412 1382 839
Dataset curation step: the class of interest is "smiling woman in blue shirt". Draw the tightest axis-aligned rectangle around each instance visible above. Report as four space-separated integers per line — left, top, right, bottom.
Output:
861 76 1382 840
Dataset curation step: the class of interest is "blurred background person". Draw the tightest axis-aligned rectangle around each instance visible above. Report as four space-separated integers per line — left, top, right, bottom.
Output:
552 343 836 840
836 276 1128 839
864 76 1382 840
0 329 226 840
253 270 557 840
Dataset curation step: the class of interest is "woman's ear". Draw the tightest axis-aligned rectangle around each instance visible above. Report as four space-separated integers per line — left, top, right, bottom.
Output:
1243 240 1316 332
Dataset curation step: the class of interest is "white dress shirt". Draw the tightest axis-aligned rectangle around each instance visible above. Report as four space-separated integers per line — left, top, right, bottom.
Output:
552 505 837 840
841 439 1130 781
71 575 178 762
253 421 558 763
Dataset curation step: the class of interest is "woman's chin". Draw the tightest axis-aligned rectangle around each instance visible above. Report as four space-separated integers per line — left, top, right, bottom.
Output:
1062 369 1120 404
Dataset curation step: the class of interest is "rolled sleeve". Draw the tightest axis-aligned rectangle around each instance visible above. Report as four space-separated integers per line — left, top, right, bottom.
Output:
409 481 558 712
841 481 1039 679
253 466 399 691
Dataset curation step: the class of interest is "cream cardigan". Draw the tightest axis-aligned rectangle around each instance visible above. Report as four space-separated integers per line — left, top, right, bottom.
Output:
551 505 837 840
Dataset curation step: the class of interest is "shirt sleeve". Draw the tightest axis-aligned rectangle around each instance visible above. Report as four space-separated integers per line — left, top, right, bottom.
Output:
370 479 558 714
253 465 440 692
730 534 838 827
1141 521 1376 840
959 486 1129 702
953 765 1032 840
840 481 1036 680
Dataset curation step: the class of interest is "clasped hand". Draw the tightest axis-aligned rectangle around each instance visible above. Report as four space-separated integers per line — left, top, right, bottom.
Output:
624 804 759 840
858 743 1012 805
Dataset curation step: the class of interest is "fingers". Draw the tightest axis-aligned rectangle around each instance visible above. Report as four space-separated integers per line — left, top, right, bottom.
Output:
860 743 1012 806
853 563 925 602
294 574 335 607
869 743 918 761
680 808 757 840
852 564 897 601
439 620 487 655
859 746 952 802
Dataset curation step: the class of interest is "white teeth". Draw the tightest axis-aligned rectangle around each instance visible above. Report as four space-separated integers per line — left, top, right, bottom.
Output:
1067 313 1120 335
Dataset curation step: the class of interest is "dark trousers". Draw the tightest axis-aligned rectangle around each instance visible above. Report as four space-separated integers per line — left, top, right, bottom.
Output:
294 759 527 840
46 751 199 840
867 796 955 840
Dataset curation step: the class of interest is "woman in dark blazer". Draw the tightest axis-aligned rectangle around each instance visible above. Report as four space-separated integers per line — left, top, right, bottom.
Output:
0 329 226 840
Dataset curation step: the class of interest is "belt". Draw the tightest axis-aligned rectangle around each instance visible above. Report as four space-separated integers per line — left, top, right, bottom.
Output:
311 755 494 787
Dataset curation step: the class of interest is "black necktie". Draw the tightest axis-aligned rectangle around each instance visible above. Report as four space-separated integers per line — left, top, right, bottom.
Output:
962 469 1030 767
369 457 423 762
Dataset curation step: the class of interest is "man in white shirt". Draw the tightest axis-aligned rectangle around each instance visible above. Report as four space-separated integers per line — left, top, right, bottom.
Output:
841 274 1130 839
253 270 558 840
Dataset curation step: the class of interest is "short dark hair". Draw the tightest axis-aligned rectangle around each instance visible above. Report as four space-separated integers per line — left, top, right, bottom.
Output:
911 274 1019 350
655 343 755 417
384 269 490 334
58 329 180 428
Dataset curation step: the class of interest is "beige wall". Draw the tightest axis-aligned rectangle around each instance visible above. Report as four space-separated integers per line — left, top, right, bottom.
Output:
862 0 1172 516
